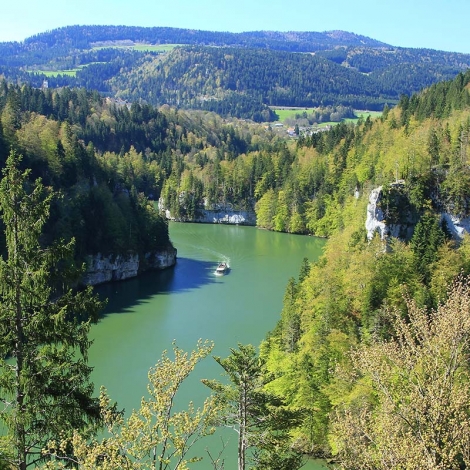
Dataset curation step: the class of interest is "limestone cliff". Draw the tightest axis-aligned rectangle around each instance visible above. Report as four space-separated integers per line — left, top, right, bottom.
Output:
365 183 417 241
365 186 387 240
81 247 177 286
366 184 470 242
163 208 256 225
441 213 470 239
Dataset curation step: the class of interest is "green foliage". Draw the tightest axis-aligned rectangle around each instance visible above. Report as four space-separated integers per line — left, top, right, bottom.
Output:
332 280 470 469
203 344 304 470
0 81 173 259
256 71 470 462
43 340 218 470
410 212 447 284
0 152 104 469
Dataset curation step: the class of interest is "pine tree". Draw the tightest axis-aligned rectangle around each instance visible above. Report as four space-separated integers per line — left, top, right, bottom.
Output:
0 152 103 469
202 344 304 470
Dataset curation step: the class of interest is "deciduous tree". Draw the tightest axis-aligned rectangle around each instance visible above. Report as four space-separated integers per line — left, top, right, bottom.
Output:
332 279 470 469
43 340 218 470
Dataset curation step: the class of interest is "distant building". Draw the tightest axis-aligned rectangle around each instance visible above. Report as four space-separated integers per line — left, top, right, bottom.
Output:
42 80 48 89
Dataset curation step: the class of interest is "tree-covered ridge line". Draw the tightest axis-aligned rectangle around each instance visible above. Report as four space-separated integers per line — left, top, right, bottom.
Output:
108 46 394 115
2 26 470 121
2 25 390 54
5 44 469 121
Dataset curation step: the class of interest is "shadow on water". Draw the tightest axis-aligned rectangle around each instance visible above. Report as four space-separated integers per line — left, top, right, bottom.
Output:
95 257 218 318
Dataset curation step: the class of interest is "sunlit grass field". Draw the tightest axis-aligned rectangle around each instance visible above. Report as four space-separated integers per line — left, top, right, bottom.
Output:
34 69 79 77
91 43 183 52
272 107 383 125
272 107 317 121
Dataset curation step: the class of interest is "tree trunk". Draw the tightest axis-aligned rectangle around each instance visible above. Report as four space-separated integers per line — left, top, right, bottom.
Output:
238 383 247 470
13 209 27 470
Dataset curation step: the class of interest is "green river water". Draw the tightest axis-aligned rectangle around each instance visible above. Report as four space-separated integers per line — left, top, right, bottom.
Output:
89 222 328 469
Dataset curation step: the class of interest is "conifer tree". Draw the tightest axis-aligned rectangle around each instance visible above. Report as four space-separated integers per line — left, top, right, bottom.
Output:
203 344 304 470
0 152 103 469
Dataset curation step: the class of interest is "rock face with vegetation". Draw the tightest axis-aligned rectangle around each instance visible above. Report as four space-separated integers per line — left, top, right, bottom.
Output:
365 186 386 239
162 206 256 225
366 182 419 241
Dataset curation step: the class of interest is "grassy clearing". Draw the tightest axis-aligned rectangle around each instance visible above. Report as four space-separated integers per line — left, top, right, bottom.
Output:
272 107 317 121
91 43 183 52
353 110 383 119
272 107 383 125
30 62 107 77
133 44 182 52
34 69 79 77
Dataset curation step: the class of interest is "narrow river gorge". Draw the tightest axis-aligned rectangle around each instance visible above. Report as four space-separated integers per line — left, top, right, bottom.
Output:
89 222 327 469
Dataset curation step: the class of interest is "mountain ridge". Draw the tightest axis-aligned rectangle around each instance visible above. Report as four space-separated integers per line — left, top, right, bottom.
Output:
1 25 470 121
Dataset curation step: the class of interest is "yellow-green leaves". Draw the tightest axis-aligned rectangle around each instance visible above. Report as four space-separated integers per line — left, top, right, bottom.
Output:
43 340 218 470
332 279 470 469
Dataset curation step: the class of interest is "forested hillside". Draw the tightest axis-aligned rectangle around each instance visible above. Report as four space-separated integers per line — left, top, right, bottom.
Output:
0 79 287 254
0 81 180 260
2 25 470 120
254 69 470 467
2 30 470 467
108 46 393 115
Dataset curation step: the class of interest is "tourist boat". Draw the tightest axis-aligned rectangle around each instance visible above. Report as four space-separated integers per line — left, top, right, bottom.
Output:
215 262 229 275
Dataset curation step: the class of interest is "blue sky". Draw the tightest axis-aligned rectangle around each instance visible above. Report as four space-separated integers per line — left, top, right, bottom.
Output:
2 0 469 53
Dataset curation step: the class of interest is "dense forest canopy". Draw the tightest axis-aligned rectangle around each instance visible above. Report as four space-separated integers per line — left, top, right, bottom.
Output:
0 81 177 260
254 69 470 467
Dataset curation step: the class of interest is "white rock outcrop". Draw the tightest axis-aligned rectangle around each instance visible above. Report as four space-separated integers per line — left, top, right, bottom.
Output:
164 208 256 225
366 186 387 240
82 248 177 286
441 213 470 239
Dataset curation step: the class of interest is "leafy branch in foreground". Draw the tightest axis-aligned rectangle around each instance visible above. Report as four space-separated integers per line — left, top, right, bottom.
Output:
43 339 219 470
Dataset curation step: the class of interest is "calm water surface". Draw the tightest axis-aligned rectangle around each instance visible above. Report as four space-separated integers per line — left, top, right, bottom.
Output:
90 222 327 469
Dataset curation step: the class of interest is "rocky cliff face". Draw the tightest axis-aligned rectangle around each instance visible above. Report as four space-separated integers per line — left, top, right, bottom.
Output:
365 186 387 240
441 213 470 239
365 183 417 241
366 185 470 242
82 247 177 286
163 208 256 225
